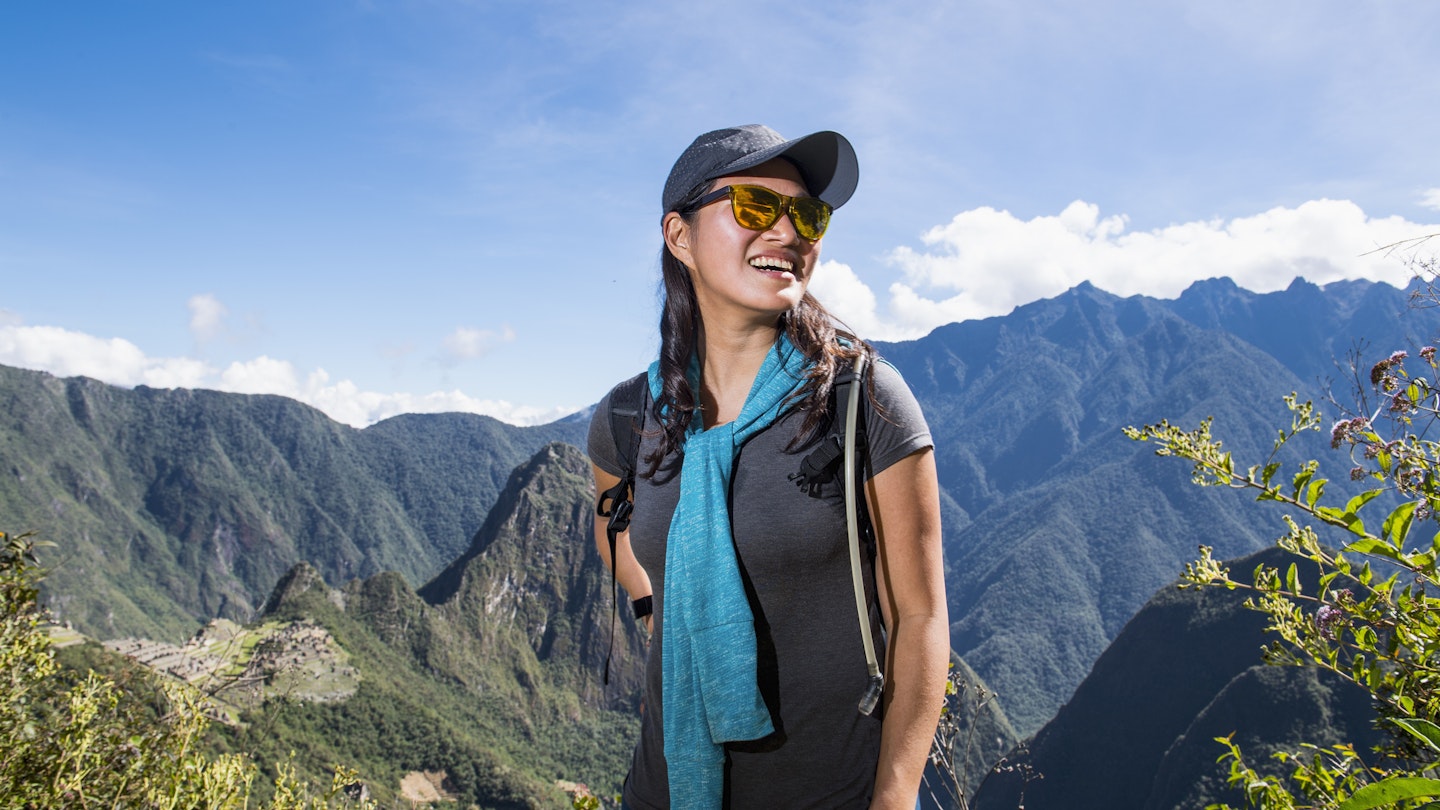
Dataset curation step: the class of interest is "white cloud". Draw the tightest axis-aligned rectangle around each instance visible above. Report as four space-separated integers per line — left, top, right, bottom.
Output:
820 198 1440 341
441 325 516 362
0 323 575 427
218 356 300 394
807 260 884 337
1421 189 1440 212
209 359 574 426
188 294 229 343
0 324 214 388
295 369 576 428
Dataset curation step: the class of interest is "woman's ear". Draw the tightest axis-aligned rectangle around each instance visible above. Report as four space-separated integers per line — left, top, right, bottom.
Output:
663 212 694 269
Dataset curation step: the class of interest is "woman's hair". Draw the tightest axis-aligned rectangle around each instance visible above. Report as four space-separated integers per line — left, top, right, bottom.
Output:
641 208 874 478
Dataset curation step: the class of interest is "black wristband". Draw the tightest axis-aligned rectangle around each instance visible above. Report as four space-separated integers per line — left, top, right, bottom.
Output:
631 595 653 620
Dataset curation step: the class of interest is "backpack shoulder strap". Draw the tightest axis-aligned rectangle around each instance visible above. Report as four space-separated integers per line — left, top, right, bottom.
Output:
787 360 868 497
609 371 648 480
597 371 647 685
597 371 647 527
784 355 885 714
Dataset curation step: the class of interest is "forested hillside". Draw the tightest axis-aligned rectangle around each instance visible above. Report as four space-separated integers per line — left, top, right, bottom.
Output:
971 546 1385 810
879 276 1439 732
5 275 1435 740
0 367 583 641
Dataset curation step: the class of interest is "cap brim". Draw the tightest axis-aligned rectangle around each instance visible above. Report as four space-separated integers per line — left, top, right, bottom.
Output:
712 130 859 209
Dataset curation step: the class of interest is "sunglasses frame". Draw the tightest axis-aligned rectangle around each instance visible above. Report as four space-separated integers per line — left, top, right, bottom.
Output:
685 184 833 242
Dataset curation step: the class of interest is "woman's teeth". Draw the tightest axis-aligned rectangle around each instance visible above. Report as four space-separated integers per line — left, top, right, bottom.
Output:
749 257 794 272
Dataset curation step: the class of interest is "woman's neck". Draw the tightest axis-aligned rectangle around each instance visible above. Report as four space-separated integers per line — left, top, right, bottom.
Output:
696 320 781 429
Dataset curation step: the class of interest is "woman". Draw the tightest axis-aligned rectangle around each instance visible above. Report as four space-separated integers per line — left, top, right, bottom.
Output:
588 124 948 809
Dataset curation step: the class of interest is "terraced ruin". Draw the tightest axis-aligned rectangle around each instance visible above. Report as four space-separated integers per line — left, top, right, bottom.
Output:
94 618 360 722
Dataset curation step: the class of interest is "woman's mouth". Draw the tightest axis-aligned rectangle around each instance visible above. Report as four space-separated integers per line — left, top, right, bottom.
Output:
749 256 796 277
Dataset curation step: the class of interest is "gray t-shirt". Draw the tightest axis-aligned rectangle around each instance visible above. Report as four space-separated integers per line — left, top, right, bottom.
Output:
588 359 933 810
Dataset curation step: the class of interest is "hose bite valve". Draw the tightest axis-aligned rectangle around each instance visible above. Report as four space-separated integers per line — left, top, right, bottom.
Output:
858 673 885 716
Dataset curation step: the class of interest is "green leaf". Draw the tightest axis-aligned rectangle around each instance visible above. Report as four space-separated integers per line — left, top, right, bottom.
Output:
1346 489 1384 515
1384 501 1418 546
1318 506 1368 536
1336 776 1440 810
1261 462 1281 486
1293 468 1315 501
1393 718 1440 754
1285 563 1299 594
1306 478 1328 508
1345 538 1402 562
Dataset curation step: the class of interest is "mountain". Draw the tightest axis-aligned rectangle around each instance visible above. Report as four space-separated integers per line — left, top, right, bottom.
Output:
0 365 583 641
970 546 1386 810
7 275 1436 741
876 276 1438 733
210 441 647 807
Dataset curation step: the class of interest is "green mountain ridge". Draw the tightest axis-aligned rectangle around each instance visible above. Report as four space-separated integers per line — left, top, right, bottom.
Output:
202 441 643 807
971 545 1386 810
0 366 582 641
879 275 1438 733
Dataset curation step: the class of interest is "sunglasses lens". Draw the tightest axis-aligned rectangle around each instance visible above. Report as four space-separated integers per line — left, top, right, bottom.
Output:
730 186 783 231
791 198 831 240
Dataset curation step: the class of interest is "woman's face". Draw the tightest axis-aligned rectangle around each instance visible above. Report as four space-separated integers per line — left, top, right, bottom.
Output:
664 158 822 326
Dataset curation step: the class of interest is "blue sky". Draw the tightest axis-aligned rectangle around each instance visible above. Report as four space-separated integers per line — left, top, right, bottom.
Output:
3 1 1438 425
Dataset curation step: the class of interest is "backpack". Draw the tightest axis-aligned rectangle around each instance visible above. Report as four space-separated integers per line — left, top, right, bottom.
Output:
595 356 885 715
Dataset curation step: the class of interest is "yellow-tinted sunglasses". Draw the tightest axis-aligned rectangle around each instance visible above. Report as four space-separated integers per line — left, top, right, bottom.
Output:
685 184 833 242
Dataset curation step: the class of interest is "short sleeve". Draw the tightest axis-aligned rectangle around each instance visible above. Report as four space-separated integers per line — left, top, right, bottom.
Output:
861 357 933 478
586 387 625 477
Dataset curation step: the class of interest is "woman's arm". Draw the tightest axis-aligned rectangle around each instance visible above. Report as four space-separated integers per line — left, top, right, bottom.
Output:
866 447 949 810
592 464 654 633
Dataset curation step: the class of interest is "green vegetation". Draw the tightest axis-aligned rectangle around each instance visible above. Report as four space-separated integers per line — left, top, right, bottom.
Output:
222 553 640 809
0 529 374 809
2 437 643 808
1127 332 1440 806
0 365 584 643
888 277 1440 734
10 275 1440 797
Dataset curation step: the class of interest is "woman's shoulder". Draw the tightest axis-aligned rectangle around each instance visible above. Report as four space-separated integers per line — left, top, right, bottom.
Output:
586 371 650 475
860 352 932 472
860 350 920 410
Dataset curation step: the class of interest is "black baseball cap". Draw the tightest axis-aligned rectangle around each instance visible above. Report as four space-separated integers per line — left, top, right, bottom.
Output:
662 124 859 214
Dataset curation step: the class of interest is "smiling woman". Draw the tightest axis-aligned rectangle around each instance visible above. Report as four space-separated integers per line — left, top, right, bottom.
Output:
586 125 949 810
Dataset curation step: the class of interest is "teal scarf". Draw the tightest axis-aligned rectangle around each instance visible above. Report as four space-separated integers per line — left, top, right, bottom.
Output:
648 334 810 809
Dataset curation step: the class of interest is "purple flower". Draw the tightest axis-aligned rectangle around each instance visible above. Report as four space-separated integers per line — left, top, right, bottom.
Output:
1422 346 1437 363
1331 420 1350 449
1330 416 1372 449
1315 591 1350 640
1372 351 1409 386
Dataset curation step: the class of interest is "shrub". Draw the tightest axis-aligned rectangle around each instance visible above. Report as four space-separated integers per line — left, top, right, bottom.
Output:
0 529 374 809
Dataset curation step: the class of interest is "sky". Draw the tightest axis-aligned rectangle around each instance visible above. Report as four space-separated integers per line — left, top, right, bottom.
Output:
2 1 1439 427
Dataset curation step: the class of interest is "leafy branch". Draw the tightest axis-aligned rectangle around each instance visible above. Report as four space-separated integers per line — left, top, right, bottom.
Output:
1125 343 1440 809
